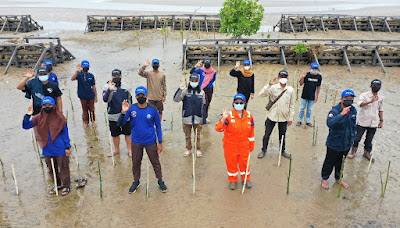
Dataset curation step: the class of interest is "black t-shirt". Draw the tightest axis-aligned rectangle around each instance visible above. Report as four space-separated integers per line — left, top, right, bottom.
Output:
301 72 322 100
24 81 62 115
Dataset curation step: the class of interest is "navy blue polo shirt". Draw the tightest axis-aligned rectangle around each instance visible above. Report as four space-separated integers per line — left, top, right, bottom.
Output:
76 71 96 100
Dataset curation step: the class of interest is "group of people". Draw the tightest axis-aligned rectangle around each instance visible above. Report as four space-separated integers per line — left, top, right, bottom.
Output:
17 57 384 195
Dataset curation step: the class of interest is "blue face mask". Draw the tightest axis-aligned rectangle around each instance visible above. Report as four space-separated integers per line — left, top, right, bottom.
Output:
190 82 199 88
234 103 245 111
38 75 48 82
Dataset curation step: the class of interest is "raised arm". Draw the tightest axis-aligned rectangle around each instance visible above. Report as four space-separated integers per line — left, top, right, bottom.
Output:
71 64 82 81
16 69 34 90
138 59 150 78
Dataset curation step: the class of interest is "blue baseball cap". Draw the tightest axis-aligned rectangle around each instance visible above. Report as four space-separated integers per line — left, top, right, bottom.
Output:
152 59 160 65
44 60 53 66
341 89 356 98
310 62 319 69
233 93 246 102
135 86 148 96
243 60 251 65
81 60 90 67
41 96 55 106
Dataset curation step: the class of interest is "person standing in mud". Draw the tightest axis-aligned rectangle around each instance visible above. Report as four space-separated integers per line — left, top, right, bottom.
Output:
296 62 322 127
215 94 254 190
229 60 254 108
44 60 59 86
118 86 167 194
22 97 72 196
17 67 63 115
173 73 206 157
190 59 217 123
348 79 384 161
321 90 357 189
138 59 166 120
103 69 132 157
71 60 98 129
257 70 295 159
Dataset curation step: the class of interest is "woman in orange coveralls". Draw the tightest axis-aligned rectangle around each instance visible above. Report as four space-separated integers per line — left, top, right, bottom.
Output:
215 93 255 190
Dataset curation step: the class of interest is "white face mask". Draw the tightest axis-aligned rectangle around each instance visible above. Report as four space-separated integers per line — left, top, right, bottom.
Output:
234 103 245 111
310 69 318 75
38 75 49 82
244 66 251 71
279 78 288 84
189 82 199 88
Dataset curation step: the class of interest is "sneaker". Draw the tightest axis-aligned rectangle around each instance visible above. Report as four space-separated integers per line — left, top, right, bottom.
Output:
257 150 266 159
129 181 140 194
228 182 237 190
157 179 168 193
281 152 291 159
244 180 252 189
363 150 375 162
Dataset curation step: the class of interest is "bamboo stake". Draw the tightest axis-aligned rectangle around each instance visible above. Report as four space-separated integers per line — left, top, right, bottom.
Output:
192 129 197 195
102 103 115 166
278 135 284 167
50 158 58 196
0 156 3 166
286 154 292 194
324 86 328 103
367 150 374 174
337 155 345 198
31 129 43 166
146 154 149 198
332 91 338 107
11 163 18 195
380 170 384 197
241 153 251 194
69 134 79 168
98 161 103 198
68 90 74 112
382 161 391 198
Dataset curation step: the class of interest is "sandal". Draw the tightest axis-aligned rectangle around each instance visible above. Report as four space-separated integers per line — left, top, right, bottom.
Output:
296 121 302 126
49 187 57 195
107 151 120 157
183 150 191 157
196 150 202 157
306 123 314 127
61 186 71 196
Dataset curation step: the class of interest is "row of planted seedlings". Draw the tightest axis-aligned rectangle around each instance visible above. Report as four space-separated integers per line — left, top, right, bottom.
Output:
275 14 400 34
86 14 221 33
0 15 43 33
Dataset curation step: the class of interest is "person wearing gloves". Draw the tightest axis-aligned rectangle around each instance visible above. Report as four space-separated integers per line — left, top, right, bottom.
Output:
258 70 295 159
22 97 71 196
173 73 206 157
103 69 132 157
190 59 217 123
229 60 255 108
321 90 357 189
215 94 255 190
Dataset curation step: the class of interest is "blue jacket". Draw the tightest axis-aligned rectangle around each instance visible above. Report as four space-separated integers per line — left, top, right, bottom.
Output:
102 83 132 121
76 71 96 100
22 114 71 157
190 67 216 88
326 103 357 151
173 87 206 125
118 103 162 145
49 73 58 86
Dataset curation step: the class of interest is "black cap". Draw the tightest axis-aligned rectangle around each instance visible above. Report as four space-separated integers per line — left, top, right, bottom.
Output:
278 70 288 77
190 73 200 81
371 79 381 86
37 67 48 75
112 69 121 76
204 59 211 64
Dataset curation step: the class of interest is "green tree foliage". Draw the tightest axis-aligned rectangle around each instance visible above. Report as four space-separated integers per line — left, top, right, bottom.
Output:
219 0 264 37
294 42 308 54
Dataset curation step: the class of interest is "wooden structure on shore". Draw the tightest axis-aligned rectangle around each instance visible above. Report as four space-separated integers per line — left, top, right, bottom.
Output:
183 38 400 74
274 14 400 34
0 37 75 75
0 15 43 34
85 14 221 33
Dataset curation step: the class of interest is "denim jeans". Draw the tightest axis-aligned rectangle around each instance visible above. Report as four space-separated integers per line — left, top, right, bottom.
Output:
298 98 315 123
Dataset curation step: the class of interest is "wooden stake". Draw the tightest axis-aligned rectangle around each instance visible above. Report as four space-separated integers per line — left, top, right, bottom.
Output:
382 161 391 198
31 129 43 166
146 154 149 198
337 155 345 198
367 150 374 174
69 134 79 168
11 163 18 195
192 129 197 195
50 158 58 196
332 90 338 107
324 86 328 103
241 153 251 194
286 154 292 194
102 103 115 166
278 135 284 167
98 161 103 198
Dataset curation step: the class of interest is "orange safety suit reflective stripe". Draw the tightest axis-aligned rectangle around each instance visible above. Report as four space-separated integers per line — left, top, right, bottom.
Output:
215 109 255 182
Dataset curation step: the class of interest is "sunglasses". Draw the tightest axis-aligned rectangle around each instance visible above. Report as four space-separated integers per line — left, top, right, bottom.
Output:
234 102 245 105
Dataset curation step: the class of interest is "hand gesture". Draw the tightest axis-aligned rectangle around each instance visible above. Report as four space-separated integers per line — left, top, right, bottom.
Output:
65 149 71 156
370 95 378 103
162 97 166 103
234 61 240 69
157 143 163 154
27 105 33 115
378 121 383 128
222 107 229 121
94 97 98 103
26 69 34 79
195 60 203 68
341 106 351 116
41 63 45 67
250 93 254 100
288 121 292 126
270 76 279 85
121 99 129 114
108 80 115 91
76 64 83 72
144 59 150 67
302 71 306 78
180 81 186 90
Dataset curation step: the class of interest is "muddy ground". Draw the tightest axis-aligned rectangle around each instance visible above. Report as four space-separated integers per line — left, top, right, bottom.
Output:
0 6 400 228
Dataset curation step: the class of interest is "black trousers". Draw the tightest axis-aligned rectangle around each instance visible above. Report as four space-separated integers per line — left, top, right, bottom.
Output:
261 118 287 153
321 147 349 181
131 142 162 182
352 125 377 152
203 87 214 118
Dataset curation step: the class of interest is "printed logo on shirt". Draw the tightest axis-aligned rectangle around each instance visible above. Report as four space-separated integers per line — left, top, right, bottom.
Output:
35 93 44 100
328 113 333 117
47 88 53 93
131 111 137 117
147 114 152 119
308 78 319 82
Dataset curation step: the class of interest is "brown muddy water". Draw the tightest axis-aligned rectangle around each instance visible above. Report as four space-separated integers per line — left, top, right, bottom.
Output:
0 27 400 227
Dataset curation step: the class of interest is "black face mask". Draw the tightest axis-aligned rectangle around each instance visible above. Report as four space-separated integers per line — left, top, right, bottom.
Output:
46 66 53 72
137 97 147 104
112 77 121 87
83 67 89 72
43 107 54 113
372 86 381 93
204 63 211 69
152 65 159 70
343 100 353 107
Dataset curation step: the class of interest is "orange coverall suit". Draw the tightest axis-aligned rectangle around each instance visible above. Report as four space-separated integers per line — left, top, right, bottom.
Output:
215 109 255 182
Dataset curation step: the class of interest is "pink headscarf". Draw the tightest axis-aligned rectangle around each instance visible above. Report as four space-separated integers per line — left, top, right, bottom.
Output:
201 66 216 89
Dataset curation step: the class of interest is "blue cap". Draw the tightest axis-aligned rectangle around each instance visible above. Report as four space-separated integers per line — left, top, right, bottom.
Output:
341 89 356 98
81 60 90 67
243 60 251 65
233 93 246 102
152 59 160 65
310 62 319 69
41 96 55 106
44 60 53 66
135 86 148 96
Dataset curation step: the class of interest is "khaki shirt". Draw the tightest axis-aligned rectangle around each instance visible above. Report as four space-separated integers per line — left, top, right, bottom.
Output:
138 66 167 101
356 91 383 128
259 83 295 122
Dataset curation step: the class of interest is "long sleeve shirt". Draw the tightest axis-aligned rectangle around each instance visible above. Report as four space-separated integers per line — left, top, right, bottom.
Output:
22 114 70 157
259 83 295 122
229 69 254 95
102 83 132 121
356 91 383 128
173 87 206 125
138 66 167 101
